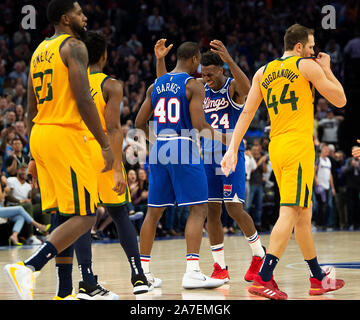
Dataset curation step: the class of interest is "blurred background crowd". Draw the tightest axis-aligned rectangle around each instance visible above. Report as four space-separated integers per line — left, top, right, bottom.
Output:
0 0 359 245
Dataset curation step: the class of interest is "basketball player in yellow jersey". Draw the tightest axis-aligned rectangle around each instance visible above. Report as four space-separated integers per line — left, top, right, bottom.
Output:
221 24 346 300
3 0 117 300
72 31 152 297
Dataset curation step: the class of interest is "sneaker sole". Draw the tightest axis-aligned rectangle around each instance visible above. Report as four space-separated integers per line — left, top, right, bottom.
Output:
211 276 229 283
182 280 225 289
76 293 119 300
309 283 345 295
248 285 287 300
133 284 150 295
3 265 32 300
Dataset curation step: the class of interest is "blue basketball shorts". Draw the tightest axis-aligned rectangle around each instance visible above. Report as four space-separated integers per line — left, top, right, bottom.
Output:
204 150 246 203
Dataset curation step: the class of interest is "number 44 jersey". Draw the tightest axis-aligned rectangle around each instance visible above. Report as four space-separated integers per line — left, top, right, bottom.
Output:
260 56 315 140
30 34 85 130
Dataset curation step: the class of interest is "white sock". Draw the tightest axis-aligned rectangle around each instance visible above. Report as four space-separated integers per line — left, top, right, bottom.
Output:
246 232 265 258
186 253 200 272
210 243 226 269
140 255 150 274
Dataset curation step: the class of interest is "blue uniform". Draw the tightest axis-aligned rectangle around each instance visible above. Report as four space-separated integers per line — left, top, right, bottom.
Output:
148 72 208 207
202 77 246 203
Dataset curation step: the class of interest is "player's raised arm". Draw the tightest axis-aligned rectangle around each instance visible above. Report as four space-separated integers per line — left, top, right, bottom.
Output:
210 39 250 101
135 84 156 143
155 39 173 78
221 67 264 176
299 53 346 108
61 37 113 171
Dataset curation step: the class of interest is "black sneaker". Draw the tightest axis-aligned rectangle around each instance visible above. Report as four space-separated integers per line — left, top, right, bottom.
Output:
132 274 154 295
76 276 119 300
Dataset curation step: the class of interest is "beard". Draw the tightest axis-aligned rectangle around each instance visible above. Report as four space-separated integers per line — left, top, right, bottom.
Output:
71 22 88 41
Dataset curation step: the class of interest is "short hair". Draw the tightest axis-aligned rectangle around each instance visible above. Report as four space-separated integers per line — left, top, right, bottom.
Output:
83 31 107 65
200 51 224 67
176 42 200 61
47 0 77 25
284 24 314 51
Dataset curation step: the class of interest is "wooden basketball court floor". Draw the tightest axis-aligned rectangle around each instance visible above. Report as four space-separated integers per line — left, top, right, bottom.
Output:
0 231 359 300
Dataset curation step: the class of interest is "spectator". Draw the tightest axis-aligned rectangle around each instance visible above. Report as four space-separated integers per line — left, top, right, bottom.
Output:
248 143 267 230
8 61 27 87
317 108 344 148
244 139 257 211
342 147 360 230
5 164 42 244
5 136 30 177
314 145 336 230
147 7 165 39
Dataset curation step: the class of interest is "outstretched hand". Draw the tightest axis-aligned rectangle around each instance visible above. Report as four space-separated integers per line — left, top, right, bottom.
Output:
154 39 173 59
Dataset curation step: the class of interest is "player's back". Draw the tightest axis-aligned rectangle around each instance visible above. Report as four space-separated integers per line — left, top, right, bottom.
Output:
151 72 194 136
30 34 84 130
87 71 110 138
260 56 314 141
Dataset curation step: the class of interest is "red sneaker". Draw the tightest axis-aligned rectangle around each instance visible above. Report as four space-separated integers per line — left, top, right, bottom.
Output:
309 267 345 295
244 255 265 282
248 274 288 300
210 263 229 283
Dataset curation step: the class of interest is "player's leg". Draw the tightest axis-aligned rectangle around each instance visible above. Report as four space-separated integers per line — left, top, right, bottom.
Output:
173 161 224 289
139 206 166 287
106 204 153 294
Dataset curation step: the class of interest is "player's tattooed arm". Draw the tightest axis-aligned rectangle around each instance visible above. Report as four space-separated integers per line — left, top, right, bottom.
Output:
62 38 109 147
62 37 113 171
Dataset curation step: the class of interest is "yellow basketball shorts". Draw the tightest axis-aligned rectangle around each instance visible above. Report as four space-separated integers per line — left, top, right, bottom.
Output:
30 124 98 216
87 138 130 206
269 135 315 208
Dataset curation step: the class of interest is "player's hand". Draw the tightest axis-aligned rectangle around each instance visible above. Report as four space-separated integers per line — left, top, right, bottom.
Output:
352 139 360 159
28 159 38 188
210 40 232 64
221 149 238 177
315 52 331 71
112 168 127 195
101 146 114 173
154 39 173 59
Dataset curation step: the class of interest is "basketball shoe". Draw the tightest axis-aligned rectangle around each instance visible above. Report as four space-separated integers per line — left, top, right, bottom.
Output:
210 263 229 283
248 274 288 300
309 266 345 295
244 247 266 282
76 276 119 300
53 289 79 300
3 261 39 300
182 270 225 289
132 273 154 294
145 272 162 288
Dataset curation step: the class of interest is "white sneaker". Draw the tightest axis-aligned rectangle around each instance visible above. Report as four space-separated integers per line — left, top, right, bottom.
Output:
145 272 162 288
182 270 225 289
3 261 39 300
26 235 42 245
76 279 119 300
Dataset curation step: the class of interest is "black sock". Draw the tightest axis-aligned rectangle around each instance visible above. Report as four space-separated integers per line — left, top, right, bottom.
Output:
74 230 97 286
24 241 58 271
258 253 279 282
55 263 73 298
107 205 144 277
305 257 325 280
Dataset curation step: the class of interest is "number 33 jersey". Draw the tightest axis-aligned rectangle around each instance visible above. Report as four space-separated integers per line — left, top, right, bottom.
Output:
260 56 315 140
30 34 85 130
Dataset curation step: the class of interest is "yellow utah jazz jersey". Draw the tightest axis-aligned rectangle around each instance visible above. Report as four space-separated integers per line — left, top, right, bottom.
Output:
260 56 314 139
30 33 84 129
87 71 110 137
